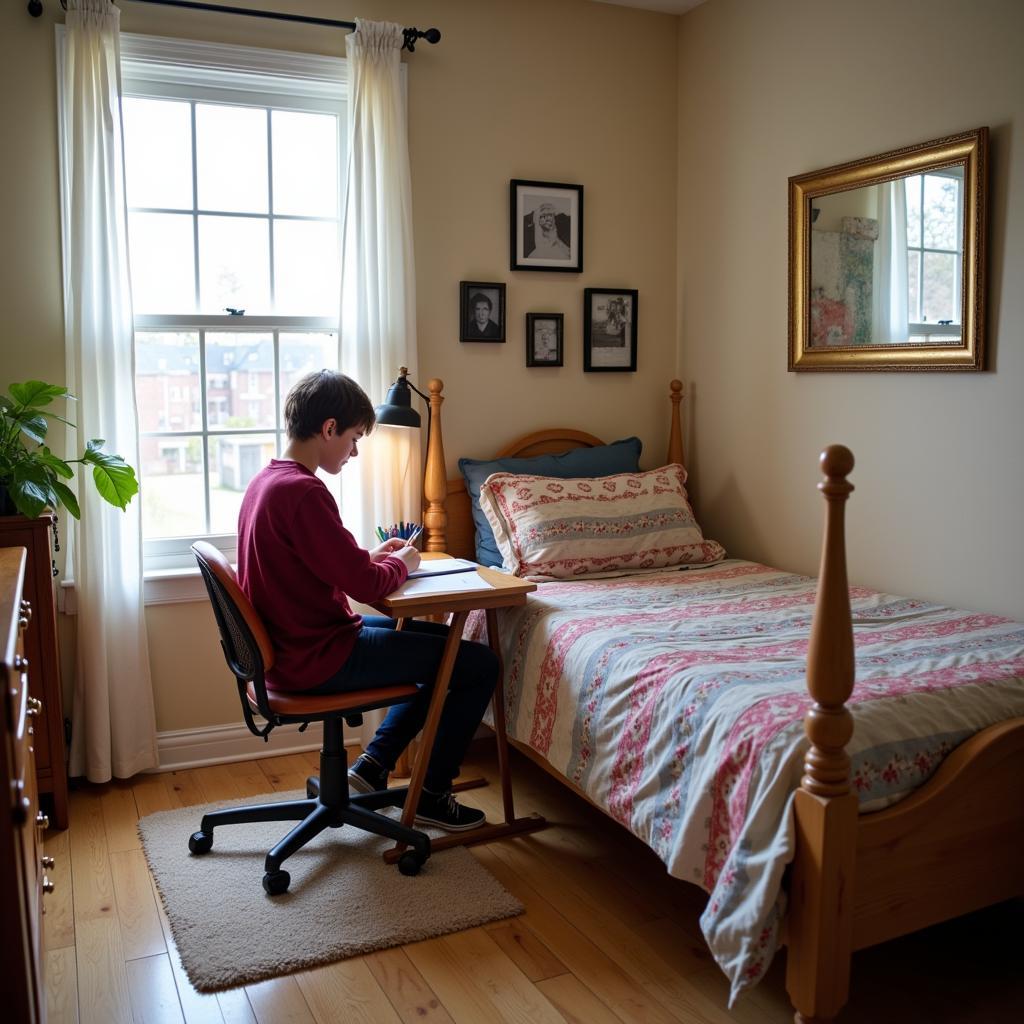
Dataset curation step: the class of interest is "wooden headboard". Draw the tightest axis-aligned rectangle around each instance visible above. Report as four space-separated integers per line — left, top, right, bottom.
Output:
422 379 686 558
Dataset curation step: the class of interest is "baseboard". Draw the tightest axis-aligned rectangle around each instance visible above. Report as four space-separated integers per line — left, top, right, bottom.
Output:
154 721 354 772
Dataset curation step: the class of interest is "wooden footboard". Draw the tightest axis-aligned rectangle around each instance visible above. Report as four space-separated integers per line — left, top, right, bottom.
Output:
786 449 1024 1023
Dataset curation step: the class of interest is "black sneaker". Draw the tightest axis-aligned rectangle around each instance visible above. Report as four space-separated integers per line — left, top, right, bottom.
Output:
348 754 389 795
414 788 486 832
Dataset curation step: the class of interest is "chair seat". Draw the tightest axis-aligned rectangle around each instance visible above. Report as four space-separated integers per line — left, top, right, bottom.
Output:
247 681 420 719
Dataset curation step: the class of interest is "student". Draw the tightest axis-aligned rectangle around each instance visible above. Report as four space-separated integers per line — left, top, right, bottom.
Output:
237 369 496 830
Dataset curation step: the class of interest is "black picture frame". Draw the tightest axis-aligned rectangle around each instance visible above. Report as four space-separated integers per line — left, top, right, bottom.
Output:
526 313 564 367
459 281 506 343
583 288 638 372
510 179 583 273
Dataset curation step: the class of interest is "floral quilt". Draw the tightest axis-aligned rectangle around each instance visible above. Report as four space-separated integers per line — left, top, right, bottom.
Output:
464 560 1024 1004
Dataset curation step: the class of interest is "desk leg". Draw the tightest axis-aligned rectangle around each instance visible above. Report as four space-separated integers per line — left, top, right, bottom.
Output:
486 607 516 824
391 610 470 852
384 607 547 865
391 618 417 778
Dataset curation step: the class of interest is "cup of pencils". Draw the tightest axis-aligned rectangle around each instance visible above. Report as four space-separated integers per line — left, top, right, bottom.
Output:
376 521 423 548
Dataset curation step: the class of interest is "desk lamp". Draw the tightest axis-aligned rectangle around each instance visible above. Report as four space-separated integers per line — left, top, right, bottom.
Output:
375 367 447 552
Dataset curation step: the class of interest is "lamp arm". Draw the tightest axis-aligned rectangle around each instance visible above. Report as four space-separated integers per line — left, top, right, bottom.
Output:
406 378 430 404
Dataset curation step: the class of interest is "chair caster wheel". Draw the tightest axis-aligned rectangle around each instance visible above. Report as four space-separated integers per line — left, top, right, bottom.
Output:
189 831 213 854
398 850 424 876
306 777 320 799
263 869 290 895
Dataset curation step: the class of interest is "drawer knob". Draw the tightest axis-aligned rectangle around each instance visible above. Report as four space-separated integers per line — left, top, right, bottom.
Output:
41 855 55 869
27 697 42 717
36 811 49 830
42 876 55 895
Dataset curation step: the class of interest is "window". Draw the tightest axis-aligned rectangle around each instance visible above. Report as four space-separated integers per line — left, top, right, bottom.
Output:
120 36 348 572
905 168 963 340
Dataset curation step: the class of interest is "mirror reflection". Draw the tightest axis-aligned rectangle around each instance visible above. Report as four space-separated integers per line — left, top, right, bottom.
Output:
789 127 986 371
810 167 964 348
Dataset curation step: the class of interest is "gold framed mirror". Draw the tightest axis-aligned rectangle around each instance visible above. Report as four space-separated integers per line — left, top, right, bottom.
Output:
789 127 988 371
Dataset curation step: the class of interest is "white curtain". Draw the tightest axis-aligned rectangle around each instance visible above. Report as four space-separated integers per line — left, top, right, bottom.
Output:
873 179 910 343
340 19 421 548
57 0 158 781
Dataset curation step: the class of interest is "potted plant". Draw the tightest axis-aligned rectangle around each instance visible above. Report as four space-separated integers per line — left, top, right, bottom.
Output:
0 380 139 520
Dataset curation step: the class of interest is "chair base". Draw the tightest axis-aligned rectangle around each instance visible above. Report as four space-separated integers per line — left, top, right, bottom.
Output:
188 720 431 893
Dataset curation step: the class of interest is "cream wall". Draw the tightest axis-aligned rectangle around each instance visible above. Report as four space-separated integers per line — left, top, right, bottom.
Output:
677 0 1024 621
0 1 679 735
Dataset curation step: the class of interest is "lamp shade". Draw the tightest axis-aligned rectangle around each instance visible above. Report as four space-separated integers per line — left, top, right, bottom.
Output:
375 374 422 428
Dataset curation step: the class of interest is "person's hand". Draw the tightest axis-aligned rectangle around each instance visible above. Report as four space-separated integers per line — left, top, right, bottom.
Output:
369 538 406 562
393 544 421 573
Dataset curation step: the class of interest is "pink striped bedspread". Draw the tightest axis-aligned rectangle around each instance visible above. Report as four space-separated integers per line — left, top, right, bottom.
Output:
464 560 1024 1004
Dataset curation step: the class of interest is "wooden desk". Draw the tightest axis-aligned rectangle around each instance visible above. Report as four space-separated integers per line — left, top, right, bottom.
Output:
369 559 546 861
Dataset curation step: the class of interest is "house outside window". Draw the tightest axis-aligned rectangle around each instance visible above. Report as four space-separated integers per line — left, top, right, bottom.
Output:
120 36 348 572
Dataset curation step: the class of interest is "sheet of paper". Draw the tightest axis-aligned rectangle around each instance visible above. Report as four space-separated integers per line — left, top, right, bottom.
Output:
392 571 493 597
407 557 479 578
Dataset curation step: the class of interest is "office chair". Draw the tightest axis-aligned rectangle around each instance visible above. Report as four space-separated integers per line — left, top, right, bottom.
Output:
190 541 431 893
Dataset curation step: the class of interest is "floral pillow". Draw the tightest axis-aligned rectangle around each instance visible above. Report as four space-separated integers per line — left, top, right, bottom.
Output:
477 464 725 581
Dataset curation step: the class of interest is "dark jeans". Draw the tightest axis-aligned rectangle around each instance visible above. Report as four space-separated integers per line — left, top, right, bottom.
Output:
311 616 498 792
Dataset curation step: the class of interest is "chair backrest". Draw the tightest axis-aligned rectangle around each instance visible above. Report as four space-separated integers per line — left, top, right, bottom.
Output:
192 541 278 726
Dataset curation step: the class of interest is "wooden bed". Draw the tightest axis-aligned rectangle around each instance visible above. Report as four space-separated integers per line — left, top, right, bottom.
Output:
417 377 1024 1023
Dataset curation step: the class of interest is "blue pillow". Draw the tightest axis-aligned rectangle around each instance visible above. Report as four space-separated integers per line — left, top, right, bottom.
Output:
458 437 643 566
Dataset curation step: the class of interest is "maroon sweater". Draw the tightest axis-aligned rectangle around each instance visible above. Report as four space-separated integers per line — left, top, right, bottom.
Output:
237 460 408 691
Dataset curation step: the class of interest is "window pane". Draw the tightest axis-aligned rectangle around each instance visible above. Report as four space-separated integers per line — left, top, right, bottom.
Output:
907 249 921 323
198 215 270 313
209 433 278 533
923 174 959 251
135 332 202 432
272 110 338 217
273 220 340 315
139 438 207 539
195 103 268 214
922 251 958 324
206 333 276 429
128 212 196 314
123 98 193 210
905 175 921 248
279 333 339 411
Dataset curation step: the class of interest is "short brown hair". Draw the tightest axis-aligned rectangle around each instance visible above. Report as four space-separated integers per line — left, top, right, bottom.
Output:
283 370 375 440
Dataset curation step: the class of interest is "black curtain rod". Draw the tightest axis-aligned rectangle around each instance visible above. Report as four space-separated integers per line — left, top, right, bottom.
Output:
28 0 442 51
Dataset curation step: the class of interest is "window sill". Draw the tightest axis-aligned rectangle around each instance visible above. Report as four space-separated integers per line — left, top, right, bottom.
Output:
59 567 212 612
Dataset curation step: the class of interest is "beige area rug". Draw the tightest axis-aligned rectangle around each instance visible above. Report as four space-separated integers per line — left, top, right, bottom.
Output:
138 790 523 993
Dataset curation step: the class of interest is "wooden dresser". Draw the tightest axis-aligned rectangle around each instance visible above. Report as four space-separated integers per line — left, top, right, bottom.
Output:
1 546 51 1024
0 515 68 829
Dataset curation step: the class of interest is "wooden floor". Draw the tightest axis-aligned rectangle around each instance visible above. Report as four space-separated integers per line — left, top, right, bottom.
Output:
42 739 1023 1024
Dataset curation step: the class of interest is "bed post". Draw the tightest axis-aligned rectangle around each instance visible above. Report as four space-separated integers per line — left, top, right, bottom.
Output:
786 445 858 1024
667 379 685 466
423 378 448 553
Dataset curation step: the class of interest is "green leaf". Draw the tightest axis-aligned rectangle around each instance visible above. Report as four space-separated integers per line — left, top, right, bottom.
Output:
36 450 74 479
18 414 49 446
6 479 50 519
51 481 81 520
8 381 69 409
92 461 139 510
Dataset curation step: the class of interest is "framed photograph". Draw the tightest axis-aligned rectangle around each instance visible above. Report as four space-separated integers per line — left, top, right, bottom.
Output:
526 313 564 367
583 288 638 372
459 281 506 343
510 179 583 273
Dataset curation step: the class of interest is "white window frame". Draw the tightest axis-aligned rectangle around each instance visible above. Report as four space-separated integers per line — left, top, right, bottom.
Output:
120 34 349 595
907 167 964 334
